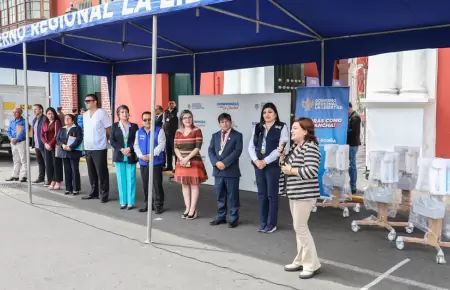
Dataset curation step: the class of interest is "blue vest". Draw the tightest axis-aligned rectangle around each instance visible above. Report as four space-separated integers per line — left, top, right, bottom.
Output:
137 126 165 167
254 122 286 165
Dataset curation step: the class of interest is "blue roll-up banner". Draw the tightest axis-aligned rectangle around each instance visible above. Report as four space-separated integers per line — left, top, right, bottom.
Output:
295 87 349 197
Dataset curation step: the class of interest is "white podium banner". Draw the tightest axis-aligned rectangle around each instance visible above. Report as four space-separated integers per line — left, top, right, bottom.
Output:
179 93 291 192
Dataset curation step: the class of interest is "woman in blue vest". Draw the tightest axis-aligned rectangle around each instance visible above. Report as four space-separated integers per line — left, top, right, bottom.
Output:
133 111 166 214
248 102 289 234
110 105 139 210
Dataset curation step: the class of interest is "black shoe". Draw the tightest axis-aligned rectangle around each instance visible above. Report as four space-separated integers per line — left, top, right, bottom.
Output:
120 205 127 210
72 191 80 196
43 182 50 187
82 195 99 200
5 177 19 182
64 191 71 195
186 211 198 220
20 178 27 183
100 198 109 203
210 219 227 226
228 221 239 228
32 179 44 184
155 208 164 214
127 205 134 210
138 207 148 213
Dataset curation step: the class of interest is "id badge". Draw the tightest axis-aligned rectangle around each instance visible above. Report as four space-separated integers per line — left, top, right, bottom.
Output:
218 149 223 156
261 148 265 154
166 118 170 122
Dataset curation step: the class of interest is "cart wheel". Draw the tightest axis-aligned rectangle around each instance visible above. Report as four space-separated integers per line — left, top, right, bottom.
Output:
396 237 404 250
312 206 317 213
353 203 361 213
342 207 350 218
351 221 359 233
437 251 447 264
387 229 397 241
405 225 414 234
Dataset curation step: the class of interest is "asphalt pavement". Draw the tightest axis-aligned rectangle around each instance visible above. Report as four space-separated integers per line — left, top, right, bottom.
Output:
0 152 448 290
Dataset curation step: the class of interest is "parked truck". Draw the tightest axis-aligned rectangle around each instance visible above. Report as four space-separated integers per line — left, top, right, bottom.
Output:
0 85 49 154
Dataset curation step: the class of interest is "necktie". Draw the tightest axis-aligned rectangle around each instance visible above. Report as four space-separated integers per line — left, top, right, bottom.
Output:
222 131 226 142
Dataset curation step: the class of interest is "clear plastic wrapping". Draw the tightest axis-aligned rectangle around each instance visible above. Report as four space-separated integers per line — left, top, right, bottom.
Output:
363 186 400 218
409 194 450 238
322 180 351 200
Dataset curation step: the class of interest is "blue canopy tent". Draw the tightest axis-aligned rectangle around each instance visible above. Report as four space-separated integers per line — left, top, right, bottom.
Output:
3 0 450 241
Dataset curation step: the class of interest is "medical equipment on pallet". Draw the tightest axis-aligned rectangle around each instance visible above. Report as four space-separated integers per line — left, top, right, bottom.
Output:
351 150 412 241
317 144 360 218
396 157 450 264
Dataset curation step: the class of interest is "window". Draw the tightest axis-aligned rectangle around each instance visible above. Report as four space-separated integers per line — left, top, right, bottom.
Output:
77 0 93 10
17 0 25 22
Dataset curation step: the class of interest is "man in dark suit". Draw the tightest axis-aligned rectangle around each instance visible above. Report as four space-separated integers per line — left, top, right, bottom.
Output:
31 104 47 184
208 113 243 228
155 105 164 127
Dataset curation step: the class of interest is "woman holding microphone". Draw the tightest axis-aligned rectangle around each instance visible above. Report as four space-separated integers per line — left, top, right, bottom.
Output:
248 102 289 234
279 117 321 279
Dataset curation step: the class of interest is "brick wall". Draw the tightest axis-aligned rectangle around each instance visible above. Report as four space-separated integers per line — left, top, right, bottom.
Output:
100 76 112 118
60 74 78 113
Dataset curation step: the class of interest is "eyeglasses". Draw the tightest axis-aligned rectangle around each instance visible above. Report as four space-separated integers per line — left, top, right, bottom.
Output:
143 119 151 122
182 116 192 120
85 99 94 103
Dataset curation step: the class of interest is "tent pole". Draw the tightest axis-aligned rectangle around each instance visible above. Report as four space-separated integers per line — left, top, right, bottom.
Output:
193 54 196 95
146 14 158 244
320 40 324 86
110 66 115 122
22 42 32 204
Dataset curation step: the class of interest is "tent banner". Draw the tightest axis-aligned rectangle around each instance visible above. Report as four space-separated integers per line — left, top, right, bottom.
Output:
295 87 349 197
0 0 232 49
179 93 291 192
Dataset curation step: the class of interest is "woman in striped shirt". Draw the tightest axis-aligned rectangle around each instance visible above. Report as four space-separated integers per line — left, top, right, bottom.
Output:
174 110 208 220
278 117 321 280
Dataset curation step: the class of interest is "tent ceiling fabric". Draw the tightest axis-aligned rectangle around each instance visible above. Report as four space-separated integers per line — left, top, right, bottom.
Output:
1 0 450 84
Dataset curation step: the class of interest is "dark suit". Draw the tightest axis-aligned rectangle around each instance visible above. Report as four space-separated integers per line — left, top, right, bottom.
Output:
56 126 83 192
32 115 47 181
208 129 243 223
155 114 163 127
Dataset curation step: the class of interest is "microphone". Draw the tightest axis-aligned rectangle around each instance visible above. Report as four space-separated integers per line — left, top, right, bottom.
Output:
280 141 288 165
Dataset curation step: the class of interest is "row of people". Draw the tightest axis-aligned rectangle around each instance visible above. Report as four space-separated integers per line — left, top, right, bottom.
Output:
7 97 321 279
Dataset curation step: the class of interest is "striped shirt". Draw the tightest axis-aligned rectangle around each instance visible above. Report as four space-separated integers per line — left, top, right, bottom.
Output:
174 127 203 161
279 141 321 200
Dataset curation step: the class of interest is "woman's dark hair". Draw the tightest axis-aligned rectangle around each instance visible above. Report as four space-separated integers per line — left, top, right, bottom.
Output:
253 102 281 146
45 107 61 123
64 114 76 124
179 109 194 129
116 105 130 120
295 117 318 145
260 102 280 125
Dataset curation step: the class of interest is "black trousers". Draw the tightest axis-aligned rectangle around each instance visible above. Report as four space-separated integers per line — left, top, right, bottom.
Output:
35 148 46 181
45 149 63 182
165 134 175 170
140 165 164 209
63 158 81 192
85 150 109 200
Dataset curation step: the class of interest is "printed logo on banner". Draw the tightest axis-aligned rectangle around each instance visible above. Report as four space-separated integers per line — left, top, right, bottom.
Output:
254 102 267 110
194 120 206 127
217 102 239 110
188 103 204 110
302 98 314 112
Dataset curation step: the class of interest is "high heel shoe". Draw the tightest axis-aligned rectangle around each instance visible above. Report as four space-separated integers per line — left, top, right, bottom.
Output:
181 212 189 219
48 181 55 190
186 210 198 220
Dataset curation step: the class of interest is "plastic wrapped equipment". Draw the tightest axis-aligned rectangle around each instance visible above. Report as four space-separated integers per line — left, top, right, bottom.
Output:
364 186 400 218
415 158 433 192
428 158 449 196
380 152 400 184
324 145 338 170
368 151 386 181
